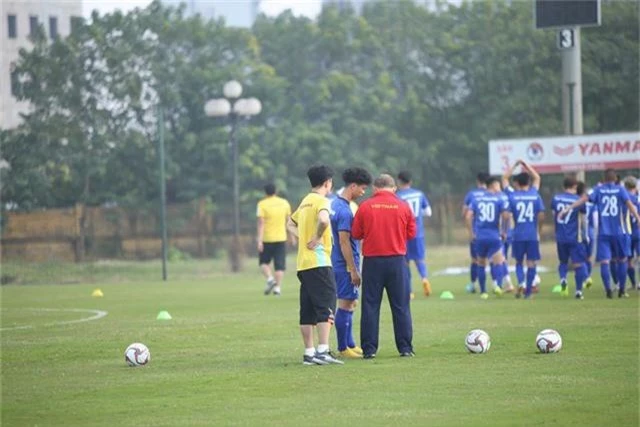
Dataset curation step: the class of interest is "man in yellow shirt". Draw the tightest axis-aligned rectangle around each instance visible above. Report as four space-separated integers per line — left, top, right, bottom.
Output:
256 183 293 296
287 165 343 365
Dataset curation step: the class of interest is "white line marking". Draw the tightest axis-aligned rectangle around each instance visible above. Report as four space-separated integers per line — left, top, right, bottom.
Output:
1 308 108 331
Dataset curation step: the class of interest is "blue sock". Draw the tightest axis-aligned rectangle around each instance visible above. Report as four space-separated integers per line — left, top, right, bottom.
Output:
575 264 586 292
600 263 611 291
617 260 627 293
610 261 618 285
471 263 478 283
416 260 428 279
629 264 637 287
558 263 568 284
346 310 356 348
490 263 503 288
516 263 525 285
335 308 349 351
478 265 487 294
586 259 592 276
525 265 537 296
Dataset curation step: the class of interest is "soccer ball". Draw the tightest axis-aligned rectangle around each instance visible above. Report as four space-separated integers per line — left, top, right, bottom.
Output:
465 329 491 354
125 343 150 366
536 329 562 353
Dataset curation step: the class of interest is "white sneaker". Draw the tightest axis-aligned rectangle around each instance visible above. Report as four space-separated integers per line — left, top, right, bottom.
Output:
314 350 344 365
264 279 276 295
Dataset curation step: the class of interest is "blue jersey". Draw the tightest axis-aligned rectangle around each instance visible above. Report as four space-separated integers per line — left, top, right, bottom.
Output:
464 188 486 233
585 199 596 242
397 187 430 238
551 192 585 243
630 193 640 239
588 183 631 236
470 192 509 241
502 187 516 242
330 197 359 272
508 188 544 241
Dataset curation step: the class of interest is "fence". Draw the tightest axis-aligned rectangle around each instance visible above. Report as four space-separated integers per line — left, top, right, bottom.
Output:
0 193 555 262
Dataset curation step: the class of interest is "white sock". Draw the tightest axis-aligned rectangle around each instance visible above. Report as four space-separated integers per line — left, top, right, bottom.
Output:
317 344 329 353
267 276 274 283
304 347 315 357
273 286 281 293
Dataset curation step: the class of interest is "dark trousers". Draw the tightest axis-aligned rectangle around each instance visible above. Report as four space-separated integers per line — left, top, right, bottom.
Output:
360 255 413 355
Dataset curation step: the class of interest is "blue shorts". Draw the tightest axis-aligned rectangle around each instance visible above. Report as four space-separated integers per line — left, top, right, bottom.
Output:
476 239 503 259
556 241 588 264
405 236 425 261
631 238 640 258
596 235 631 261
583 240 593 260
334 270 359 301
512 240 541 263
469 240 478 259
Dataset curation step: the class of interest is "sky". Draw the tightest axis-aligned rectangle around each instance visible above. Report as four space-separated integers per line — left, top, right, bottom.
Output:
82 0 321 19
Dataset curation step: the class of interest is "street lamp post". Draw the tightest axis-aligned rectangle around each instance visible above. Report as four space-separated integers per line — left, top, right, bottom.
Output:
204 81 262 272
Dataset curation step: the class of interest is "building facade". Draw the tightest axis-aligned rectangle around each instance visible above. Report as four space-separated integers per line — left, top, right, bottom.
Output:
1 0 82 129
162 0 261 28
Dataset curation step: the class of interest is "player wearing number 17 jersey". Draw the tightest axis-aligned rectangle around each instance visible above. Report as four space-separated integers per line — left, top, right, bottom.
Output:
396 171 433 298
561 169 640 298
507 162 545 299
551 176 588 299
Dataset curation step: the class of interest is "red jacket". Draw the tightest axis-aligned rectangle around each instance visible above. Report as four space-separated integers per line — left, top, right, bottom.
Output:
352 190 417 257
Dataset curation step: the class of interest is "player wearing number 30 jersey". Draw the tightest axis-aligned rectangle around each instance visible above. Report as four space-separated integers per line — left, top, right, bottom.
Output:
561 169 640 298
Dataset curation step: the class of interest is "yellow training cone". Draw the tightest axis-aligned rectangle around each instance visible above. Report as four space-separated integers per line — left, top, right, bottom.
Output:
91 288 104 297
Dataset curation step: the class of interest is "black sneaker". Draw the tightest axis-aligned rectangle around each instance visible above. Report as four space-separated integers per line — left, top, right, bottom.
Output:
400 351 415 357
363 353 376 359
606 289 613 299
618 290 629 298
302 354 327 366
314 350 344 365
575 292 584 300
560 282 567 292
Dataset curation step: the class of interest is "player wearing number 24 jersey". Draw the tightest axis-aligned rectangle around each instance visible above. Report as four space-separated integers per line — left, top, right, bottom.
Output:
561 169 640 298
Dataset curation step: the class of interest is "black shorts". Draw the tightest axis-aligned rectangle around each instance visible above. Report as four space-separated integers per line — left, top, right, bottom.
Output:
297 267 337 325
259 242 286 271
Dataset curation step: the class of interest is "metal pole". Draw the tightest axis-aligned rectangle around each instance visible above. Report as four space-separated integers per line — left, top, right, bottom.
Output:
561 27 584 181
158 106 168 281
230 113 241 272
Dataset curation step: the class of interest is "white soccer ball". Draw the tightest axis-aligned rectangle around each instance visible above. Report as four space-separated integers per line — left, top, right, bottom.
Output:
465 329 491 354
536 329 562 353
125 343 150 367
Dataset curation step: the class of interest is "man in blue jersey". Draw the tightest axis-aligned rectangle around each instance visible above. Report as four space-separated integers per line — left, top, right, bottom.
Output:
462 172 490 293
561 169 640 298
577 182 595 288
551 176 589 299
623 177 639 290
397 171 433 298
330 167 372 358
465 176 510 299
507 161 544 299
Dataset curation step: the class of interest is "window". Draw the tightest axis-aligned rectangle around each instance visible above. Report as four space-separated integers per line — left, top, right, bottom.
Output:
49 16 58 39
8 14 17 38
70 16 83 34
29 16 38 37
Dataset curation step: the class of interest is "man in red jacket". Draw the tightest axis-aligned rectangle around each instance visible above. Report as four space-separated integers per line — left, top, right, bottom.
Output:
352 174 417 358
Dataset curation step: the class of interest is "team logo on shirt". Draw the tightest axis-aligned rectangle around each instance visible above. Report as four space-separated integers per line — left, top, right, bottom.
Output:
526 142 544 161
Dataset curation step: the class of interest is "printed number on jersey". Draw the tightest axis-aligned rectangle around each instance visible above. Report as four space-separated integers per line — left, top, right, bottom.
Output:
555 203 571 225
478 202 495 222
516 202 534 223
406 197 421 217
601 195 619 217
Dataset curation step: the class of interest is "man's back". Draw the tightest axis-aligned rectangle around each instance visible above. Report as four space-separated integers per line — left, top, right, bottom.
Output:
471 192 509 241
551 192 583 243
330 197 359 271
257 196 291 242
508 188 544 241
589 183 631 236
291 192 332 271
396 187 429 237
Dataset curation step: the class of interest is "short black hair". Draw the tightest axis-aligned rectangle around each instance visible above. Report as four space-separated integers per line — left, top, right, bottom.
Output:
476 172 490 184
514 172 530 187
307 164 334 188
343 167 372 186
576 181 586 196
604 168 617 182
486 176 501 187
397 171 412 185
264 183 276 195
563 176 578 189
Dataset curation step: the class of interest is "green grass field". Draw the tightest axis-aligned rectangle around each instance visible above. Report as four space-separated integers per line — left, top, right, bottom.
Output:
1 245 639 426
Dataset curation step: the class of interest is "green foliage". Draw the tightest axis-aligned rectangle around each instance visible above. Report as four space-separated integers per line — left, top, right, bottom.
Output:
1 0 638 213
